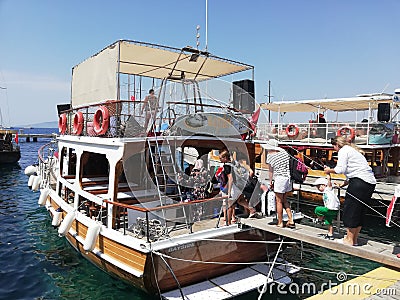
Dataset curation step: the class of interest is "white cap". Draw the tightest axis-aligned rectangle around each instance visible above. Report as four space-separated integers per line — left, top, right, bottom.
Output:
314 178 328 186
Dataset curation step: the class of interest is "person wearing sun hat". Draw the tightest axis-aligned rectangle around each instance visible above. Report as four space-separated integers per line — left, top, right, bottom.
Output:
261 139 295 228
313 175 340 240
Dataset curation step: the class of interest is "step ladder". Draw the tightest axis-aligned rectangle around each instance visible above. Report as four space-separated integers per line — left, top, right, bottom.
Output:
146 137 191 233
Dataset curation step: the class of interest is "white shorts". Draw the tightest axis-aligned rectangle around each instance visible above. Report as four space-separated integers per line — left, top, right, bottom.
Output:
221 185 241 206
273 176 292 193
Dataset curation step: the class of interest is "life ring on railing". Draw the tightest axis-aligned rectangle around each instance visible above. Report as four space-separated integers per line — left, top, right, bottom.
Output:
72 111 84 135
337 126 355 140
58 113 67 134
285 124 299 137
93 106 109 135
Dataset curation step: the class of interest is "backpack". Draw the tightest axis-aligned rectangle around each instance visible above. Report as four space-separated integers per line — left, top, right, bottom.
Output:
289 156 308 184
215 167 228 188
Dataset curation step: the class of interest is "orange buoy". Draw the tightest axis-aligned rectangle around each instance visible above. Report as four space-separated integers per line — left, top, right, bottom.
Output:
337 126 355 140
58 113 67 134
72 111 84 135
93 106 110 135
285 124 299 138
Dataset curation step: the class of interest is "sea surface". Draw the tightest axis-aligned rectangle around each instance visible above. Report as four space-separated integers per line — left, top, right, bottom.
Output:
0 128 398 299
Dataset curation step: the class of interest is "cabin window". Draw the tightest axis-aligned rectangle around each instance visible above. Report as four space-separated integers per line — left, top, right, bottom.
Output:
81 152 109 177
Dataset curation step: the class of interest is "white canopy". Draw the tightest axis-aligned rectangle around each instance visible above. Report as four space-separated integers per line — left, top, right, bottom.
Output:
260 95 395 112
71 40 253 108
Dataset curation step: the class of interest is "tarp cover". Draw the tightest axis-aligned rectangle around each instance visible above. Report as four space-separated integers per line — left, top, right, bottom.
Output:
71 40 253 108
261 95 394 112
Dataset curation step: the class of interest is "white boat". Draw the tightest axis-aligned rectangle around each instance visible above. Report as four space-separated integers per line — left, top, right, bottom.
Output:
255 92 400 205
33 40 300 298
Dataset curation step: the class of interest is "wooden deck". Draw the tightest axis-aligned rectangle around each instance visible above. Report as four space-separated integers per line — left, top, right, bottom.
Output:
241 217 400 269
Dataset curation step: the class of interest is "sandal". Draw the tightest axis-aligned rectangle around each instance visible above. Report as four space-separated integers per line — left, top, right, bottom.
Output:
286 222 296 229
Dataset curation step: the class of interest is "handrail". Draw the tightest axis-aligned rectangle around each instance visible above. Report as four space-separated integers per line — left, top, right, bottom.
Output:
38 141 55 163
103 195 228 213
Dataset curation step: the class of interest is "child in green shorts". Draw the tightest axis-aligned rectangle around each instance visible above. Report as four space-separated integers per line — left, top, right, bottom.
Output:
313 175 340 240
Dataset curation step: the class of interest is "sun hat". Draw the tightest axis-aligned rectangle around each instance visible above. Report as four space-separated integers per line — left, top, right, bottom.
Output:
313 178 328 186
260 139 282 151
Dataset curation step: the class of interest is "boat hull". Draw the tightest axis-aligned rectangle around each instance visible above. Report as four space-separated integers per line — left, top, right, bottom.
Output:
0 150 21 164
47 198 278 295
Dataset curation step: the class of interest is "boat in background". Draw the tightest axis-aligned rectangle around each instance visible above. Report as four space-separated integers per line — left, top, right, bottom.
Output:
255 92 400 206
0 128 20 164
31 40 300 299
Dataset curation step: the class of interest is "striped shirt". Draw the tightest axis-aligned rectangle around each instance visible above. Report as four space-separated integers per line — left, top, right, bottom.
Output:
266 150 290 179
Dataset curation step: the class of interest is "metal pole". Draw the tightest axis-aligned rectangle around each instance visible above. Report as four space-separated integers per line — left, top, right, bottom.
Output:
205 0 208 51
268 80 271 123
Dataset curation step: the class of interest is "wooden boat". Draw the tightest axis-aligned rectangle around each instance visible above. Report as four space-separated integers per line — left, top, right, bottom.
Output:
0 128 20 164
32 40 300 298
255 93 400 206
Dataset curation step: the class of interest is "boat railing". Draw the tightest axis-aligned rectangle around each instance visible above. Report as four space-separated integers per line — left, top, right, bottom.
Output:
257 121 397 145
102 195 227 242
37 140 58 189
60 100 230 138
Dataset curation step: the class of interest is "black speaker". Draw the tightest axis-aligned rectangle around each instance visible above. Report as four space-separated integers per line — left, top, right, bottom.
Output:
377 103 390 122
232 79 255 113
57 104 71 115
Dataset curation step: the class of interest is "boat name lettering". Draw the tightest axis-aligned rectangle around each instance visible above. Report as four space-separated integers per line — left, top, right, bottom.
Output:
167 242 195 252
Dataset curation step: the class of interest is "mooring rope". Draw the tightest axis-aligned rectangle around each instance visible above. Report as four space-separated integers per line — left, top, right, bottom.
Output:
258 238 285 300
150 249 400 282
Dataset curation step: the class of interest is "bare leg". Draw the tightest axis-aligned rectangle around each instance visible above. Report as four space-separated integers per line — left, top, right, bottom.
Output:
237 196 252 215
282 192 294 225
275 192 284 227
346 226 361 245
227 200 234 225
327 225 333 236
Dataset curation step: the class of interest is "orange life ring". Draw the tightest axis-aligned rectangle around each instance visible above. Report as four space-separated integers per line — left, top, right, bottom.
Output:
72 111 84 135
93 106 109 135
285 124 299 137
337 126 355 140
58 113 67 134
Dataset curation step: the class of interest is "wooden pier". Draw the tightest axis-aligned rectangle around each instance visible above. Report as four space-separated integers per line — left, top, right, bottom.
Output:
241 217 400 269
18 133 56 142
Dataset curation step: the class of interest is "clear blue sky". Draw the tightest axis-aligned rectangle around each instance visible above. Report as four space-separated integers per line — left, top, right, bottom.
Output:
1 0 399 126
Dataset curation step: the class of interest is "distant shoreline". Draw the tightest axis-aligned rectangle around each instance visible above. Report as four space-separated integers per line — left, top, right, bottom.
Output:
13 121 58 128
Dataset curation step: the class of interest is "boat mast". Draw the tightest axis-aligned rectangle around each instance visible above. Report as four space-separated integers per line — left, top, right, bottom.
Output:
205 0 208 51
0 86 6 127
268 80 271 123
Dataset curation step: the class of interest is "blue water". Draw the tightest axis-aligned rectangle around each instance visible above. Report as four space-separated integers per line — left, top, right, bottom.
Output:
0 128 392 299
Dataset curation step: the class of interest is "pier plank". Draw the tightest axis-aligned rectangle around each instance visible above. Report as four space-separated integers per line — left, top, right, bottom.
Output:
241 217 400 269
